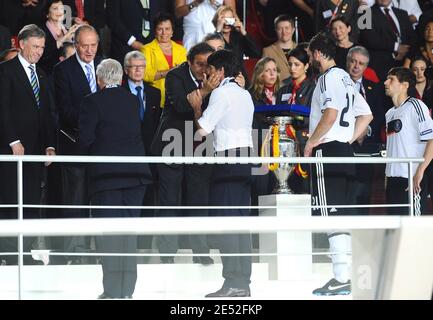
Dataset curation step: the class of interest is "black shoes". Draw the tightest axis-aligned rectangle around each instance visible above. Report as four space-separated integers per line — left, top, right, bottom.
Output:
193 256 214 265
98 293 133 299
205 287 251 298
312 278 351 296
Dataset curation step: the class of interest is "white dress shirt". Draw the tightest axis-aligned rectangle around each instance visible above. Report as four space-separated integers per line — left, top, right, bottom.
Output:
76 53 96 81
198 77 254 152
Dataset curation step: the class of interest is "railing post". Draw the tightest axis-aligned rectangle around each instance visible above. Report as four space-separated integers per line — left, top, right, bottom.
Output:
17 158 23 300
408 161 414 217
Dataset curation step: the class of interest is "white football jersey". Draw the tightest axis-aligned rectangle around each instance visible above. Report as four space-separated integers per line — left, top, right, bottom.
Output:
385 97 433 178
309 67 372 144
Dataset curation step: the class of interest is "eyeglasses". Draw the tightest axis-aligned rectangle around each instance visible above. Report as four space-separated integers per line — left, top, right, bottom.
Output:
126 65 146 69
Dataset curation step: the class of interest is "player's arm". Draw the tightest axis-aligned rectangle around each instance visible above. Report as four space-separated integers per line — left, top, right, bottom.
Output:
350 91 373 144
413 139 433 194
304 108 338 157
349 114 373 144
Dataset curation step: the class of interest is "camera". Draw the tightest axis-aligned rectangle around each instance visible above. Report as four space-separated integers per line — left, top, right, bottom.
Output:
224 17 236 26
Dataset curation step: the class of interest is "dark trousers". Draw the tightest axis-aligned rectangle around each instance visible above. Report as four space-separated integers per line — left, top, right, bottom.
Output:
386 176 427 215
157 163 212 257
92 185 146 298
311 141 357 216
0 160 42 264
48 165 89 263
210 159 252 290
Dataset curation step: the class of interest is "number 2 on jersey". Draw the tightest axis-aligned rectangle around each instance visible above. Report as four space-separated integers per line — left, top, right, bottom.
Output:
339 93 354 127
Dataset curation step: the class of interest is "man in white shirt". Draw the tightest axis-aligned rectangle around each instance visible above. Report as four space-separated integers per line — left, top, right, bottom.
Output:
188 49 254 298
305 32 373 296
384 67 433 215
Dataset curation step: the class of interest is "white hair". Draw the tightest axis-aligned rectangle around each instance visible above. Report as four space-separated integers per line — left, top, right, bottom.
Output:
124 51 146 67
96 59 123 86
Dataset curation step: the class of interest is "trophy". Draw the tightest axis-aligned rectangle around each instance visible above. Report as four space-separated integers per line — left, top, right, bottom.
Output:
264 116 299 194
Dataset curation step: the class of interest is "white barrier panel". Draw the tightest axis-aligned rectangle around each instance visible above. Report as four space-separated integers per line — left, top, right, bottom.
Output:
259 194 312 280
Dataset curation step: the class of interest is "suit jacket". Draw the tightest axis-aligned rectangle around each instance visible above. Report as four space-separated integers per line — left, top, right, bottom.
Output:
79 86 152 196
62 0 106 29
141 39 187 106
39 23 61 75
150 62 207 156
53 54 101 155
0 24 11 53
106 0 152 63
0 56 55 154
262 42 291 81
121 81 161 153
362 78 386 144
360 4 416 80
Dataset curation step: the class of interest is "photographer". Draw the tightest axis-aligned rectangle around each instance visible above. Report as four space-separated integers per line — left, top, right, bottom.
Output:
211 5 260 86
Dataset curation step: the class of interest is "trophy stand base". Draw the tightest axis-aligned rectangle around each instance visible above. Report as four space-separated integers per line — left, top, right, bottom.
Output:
258 194 312 280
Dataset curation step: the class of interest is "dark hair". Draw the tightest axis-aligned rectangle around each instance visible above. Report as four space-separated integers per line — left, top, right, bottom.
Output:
203 32 225 43
187 42 215 62
274 14 295 30
297 42 309 51
43 0 63 17
288 46 309 65
59 41 74 58
388 67 416 91
330 15 351 29
153 12 174 29
308 32 336 60
409 56 428 69
207 49 240 77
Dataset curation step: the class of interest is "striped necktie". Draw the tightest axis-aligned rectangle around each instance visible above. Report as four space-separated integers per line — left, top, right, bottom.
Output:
28 65 40 107
85 64 97 93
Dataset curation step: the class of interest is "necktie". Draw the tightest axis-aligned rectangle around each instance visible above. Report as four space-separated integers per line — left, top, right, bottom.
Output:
358 81 366 99
197 79 203 89
384 8 399 36
135 86 145 121
28 65 40 107
85 64 97 93
75 0 85 20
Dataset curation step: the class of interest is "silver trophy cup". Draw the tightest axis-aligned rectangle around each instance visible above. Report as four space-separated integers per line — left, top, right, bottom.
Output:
269 116 298 194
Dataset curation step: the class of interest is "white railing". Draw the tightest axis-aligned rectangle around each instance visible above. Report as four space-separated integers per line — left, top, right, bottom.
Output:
0 154 425 299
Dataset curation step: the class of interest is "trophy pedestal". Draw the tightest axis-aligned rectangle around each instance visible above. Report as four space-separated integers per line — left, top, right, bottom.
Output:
258 194 312 280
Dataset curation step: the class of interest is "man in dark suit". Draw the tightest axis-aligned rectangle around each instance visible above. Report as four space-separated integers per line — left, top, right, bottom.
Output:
122 51 161 154
52 24 101 263
360 0 417 81
0 24 56 265
122 50 160 246
62 0 106 30
106 0 153 63
151 42 219 264
347 46 386 208
0 24 11 53
79 58 152 299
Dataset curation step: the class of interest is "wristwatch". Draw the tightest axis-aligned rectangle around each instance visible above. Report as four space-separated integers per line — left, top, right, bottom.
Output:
188 2 195 10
